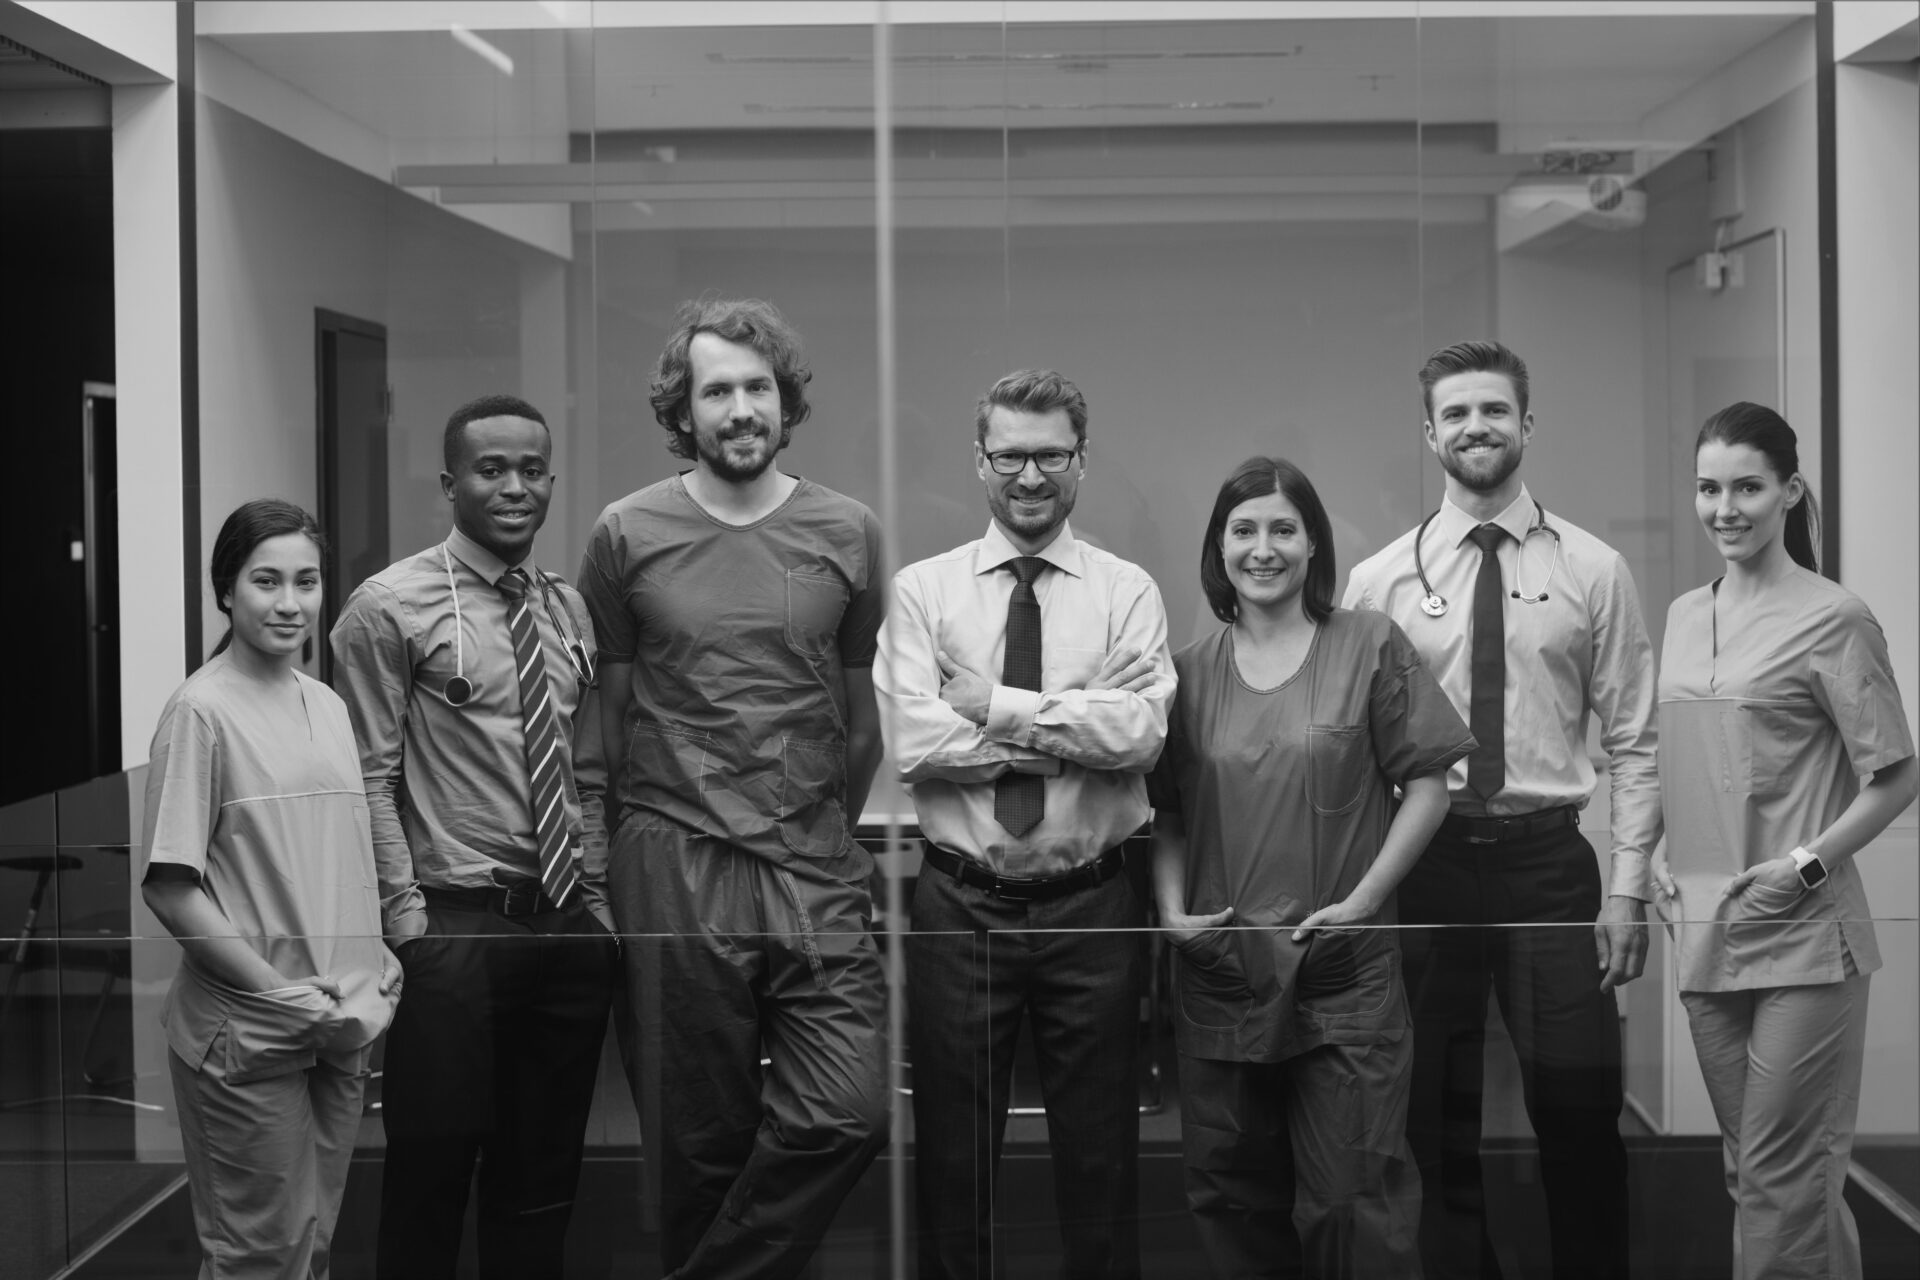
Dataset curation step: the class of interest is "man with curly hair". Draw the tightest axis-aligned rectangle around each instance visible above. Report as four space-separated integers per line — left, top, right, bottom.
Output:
577 297 889 1277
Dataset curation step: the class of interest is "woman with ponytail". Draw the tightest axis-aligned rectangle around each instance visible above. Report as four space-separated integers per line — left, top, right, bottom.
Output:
1653 403 1917 1280
141 499 401 1279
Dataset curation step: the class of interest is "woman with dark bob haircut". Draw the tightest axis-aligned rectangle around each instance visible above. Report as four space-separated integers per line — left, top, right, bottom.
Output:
142 499 401 1279
1655 404 1916 1280
1149 457 1474 1277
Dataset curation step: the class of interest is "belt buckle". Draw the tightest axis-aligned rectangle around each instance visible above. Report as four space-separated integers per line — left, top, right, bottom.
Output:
989 876 1049 902
1463 819 1503 845
500 880 542 916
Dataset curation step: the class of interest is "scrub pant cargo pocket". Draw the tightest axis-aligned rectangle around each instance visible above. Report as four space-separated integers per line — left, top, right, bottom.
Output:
1682 972 1871 1280
608 814 889 1280
169 1039 369 1280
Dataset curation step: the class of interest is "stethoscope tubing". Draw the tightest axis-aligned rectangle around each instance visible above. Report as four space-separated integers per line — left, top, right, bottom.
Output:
440 543 595 707
1413 500 1563 617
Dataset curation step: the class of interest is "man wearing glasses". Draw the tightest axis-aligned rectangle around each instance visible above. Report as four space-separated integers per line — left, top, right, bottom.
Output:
876 369 1175 1279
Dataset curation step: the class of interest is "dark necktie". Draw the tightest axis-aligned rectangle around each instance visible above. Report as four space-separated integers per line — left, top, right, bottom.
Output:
499 569 580 907
1466 524 1507 801
994 556 1047 837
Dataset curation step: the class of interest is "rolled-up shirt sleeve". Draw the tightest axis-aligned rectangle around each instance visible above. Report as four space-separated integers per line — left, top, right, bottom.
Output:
328 585 428 937
1588 554 1660 901
987 570 1175 775
876 568 1058 784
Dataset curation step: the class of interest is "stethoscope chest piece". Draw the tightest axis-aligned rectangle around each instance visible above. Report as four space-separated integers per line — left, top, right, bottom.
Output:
445 675 475 707
1420 593 1448 618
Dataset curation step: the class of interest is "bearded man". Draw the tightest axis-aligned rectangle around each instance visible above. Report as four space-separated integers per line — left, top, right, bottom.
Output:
875 368 1174 1280
1344 340 1658 1280
578 297 889 1278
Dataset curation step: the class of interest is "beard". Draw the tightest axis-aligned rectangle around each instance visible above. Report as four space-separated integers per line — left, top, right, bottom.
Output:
988 483 1075 544
694 422 784 483
1438 440 1523 493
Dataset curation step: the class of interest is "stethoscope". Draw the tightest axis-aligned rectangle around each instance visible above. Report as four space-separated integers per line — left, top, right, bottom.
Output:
441 544 597 707
1413 500 1563 618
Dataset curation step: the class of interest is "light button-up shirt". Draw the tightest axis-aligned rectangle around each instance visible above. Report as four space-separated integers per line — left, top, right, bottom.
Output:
330 526 608 936
1343 486 1659 900
876 520 1175 877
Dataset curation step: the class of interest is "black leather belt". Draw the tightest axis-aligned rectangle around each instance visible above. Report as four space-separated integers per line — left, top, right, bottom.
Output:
422 880 558 918
1439 805 1579 845
921 840 1125 902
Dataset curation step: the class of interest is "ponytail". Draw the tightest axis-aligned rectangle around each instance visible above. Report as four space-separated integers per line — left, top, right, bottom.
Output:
1783 488 1820 574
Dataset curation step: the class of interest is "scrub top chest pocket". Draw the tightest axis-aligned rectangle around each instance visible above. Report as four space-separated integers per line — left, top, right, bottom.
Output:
1716 701 1800 796
786 569 849 659
1306 724 1373 816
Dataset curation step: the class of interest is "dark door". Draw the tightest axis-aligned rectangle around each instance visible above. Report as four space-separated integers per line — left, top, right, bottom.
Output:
82 383 120 777
315 311 389 681
0 130 114 805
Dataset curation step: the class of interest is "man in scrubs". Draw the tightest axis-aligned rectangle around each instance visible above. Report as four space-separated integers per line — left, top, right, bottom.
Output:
332 394 616 1278
1344 341 1658 1280
579 297 889 1277
875 368 1174 1280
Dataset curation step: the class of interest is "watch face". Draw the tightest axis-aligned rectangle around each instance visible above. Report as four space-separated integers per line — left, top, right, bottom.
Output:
1799 858 1828 889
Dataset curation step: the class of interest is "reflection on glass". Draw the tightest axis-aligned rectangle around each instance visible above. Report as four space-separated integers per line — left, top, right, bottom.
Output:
2 2 1907 1277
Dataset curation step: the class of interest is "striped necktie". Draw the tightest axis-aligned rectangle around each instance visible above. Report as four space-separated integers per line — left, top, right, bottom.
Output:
499 568 579 907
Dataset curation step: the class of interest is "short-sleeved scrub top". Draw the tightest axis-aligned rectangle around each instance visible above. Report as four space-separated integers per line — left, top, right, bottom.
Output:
1149 609 1475 1062
143 654 393 1082
1658 568 1913 993
578 475 885 879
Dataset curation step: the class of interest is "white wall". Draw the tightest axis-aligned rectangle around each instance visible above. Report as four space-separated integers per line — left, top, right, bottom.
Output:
1836 52 1920 1138
110 81 185 768
194 95 576 665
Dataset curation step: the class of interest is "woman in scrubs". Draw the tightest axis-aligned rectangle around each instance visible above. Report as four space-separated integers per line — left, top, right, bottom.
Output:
142 500 401 1280
1151 457 1474 1278
1655 403 1916 1280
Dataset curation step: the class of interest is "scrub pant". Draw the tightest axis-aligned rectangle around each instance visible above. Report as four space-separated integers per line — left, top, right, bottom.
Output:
170 1043 369 1280
609 813 889 1280
375 893 615 1279
1682 971 1871 1280
1180 1038 1422 1280
907 860 1144 1280
1398 823 1628 1280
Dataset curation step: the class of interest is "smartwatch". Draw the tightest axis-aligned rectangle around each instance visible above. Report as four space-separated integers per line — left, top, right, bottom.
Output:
1789 846 1828 891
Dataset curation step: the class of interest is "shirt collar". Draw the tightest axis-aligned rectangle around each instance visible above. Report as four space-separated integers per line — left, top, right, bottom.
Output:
973 519 1085 580
1435 484 1536 548
445 525 531 587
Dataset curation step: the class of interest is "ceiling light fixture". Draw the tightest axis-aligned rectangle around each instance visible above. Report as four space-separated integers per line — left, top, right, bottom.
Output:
451 24 514 77
743 99 1272 116
707 47 1304 68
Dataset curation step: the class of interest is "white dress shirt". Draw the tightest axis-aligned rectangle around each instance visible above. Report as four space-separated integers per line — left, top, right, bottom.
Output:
875 520 1175 877
1343 486 1659 900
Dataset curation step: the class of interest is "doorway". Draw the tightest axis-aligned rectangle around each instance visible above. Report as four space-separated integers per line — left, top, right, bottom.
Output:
315 310 390 681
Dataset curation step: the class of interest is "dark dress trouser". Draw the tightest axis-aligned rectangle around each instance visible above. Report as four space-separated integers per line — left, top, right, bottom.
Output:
376 895 615 1280
1397 823 1629 1280
907 862 1145 1280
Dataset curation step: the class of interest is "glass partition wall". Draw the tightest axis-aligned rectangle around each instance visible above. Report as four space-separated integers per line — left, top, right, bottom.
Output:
5 2 1913 1276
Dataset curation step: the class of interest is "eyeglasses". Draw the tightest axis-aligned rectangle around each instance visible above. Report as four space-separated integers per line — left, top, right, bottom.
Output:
984 447 1079 476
